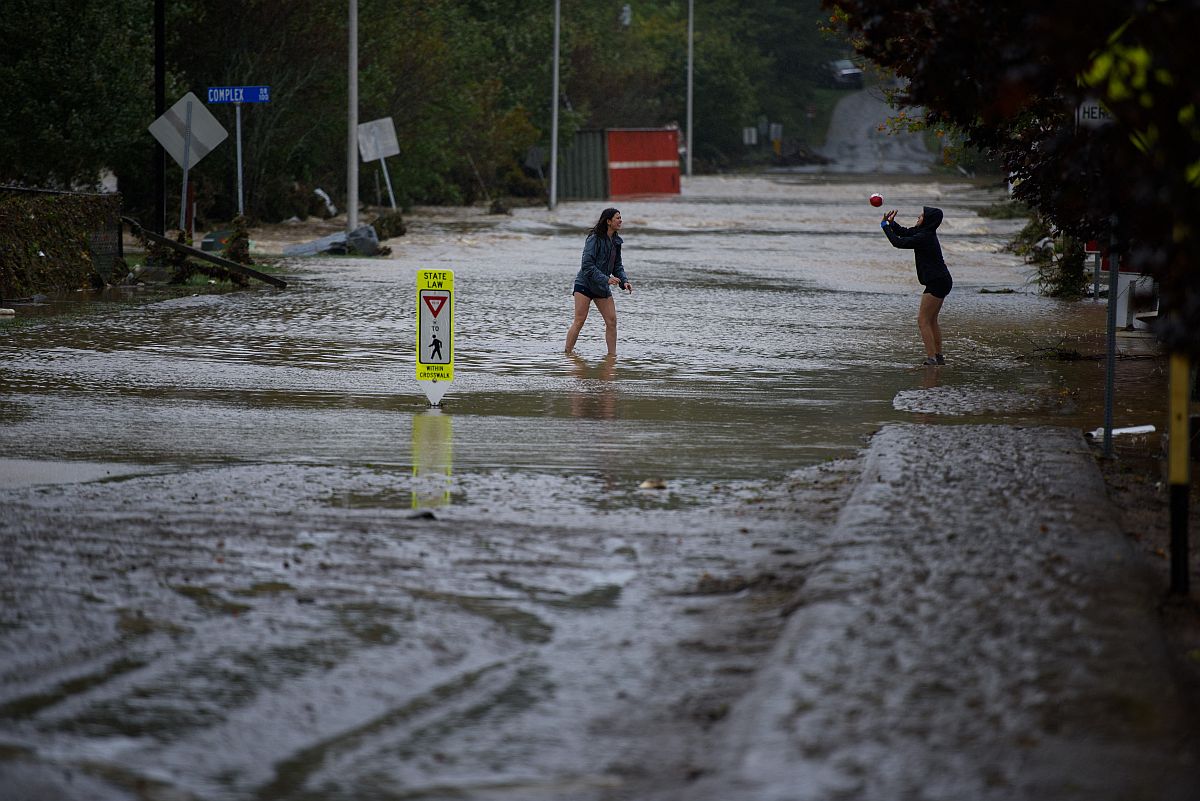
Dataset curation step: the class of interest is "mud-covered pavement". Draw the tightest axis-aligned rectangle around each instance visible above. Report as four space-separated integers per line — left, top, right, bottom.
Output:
1 173 1192 800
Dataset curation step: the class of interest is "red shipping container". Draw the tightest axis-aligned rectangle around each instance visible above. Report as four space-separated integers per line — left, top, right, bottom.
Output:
606 129 681 197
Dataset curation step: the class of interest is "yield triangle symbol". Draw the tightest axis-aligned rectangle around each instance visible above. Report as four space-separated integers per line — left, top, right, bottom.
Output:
423 295 447 317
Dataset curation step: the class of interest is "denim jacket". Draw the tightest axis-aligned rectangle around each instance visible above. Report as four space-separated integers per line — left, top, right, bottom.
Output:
574 233 627 297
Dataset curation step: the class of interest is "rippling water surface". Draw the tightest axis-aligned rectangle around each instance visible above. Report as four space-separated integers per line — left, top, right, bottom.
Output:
1 174 1164 494
0 175 1169 800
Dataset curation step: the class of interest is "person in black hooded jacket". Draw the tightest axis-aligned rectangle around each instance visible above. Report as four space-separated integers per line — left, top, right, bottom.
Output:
881 206 953 366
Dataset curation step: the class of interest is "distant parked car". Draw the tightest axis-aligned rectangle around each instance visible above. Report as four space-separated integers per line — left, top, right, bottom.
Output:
825 59 864 89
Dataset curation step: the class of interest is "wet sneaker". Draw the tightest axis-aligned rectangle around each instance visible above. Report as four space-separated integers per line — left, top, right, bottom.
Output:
921 357 939 366
935 353 946 365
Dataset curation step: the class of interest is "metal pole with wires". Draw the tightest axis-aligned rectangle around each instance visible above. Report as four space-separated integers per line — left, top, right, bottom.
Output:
549 0 561 210
347 0 359 232
686 0 694 178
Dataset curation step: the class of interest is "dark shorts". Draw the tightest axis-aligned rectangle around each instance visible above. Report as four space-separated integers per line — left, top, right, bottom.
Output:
573 283 607 300
923 275 953 299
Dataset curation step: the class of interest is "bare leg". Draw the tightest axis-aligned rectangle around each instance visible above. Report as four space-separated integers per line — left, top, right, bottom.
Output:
564 292 591 353
918 293 945 358
594 295 618 356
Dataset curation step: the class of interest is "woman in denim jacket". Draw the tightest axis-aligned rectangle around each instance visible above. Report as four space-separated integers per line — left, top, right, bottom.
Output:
564 207 634 356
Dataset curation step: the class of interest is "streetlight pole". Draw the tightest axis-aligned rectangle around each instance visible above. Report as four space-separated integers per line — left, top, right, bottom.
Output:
549 0 560 210
347 0 359 232
154 0 165 234
686 0 694 178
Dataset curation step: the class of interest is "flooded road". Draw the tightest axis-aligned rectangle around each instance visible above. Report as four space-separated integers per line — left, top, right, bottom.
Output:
0 174 1168 800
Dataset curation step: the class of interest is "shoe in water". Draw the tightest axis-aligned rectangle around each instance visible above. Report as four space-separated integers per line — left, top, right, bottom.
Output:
935 353 945 365
921 357 939 366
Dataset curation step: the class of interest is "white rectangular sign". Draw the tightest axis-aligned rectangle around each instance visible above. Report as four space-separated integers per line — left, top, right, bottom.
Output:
418 291 452 367
1076 99 1112 129
357 117 400 162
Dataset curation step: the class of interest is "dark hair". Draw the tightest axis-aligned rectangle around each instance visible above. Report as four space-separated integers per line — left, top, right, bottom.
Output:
592 207 620 238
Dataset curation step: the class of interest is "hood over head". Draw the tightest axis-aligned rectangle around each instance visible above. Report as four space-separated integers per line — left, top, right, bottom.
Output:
921 206 943 230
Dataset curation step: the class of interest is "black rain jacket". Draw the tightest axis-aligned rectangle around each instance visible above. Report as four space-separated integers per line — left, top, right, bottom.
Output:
882 206 951 286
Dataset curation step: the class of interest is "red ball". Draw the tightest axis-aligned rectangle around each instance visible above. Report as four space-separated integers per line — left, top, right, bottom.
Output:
869 193 883 207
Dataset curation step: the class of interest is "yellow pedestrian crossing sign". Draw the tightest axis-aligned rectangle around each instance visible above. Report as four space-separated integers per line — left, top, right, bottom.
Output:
416 270 453 403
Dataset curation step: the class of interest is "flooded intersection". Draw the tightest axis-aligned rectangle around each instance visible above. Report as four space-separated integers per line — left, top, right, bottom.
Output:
0 175 1169 799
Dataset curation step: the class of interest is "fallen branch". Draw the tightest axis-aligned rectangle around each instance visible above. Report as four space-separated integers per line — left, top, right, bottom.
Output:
122 217 287 289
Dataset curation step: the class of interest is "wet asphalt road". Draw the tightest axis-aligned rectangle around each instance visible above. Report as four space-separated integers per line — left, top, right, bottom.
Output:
0 165 1178 799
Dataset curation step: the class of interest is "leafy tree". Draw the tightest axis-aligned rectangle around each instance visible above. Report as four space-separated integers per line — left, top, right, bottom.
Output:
0 0 153 188
166 0 346 221
826 0 1200 353
1 1 862 223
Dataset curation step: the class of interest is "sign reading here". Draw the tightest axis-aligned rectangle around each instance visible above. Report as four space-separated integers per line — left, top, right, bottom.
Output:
416 270 454 382
1076 98 1112 129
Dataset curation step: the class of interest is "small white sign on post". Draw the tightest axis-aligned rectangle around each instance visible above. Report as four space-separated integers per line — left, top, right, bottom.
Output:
1076 98 1112 129
148 92 228 232
358 117 400 210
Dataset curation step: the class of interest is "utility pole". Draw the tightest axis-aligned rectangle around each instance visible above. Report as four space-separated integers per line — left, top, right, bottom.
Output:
549 0 561 210
347 0 359 232
686 0 694 178
154 0 165 234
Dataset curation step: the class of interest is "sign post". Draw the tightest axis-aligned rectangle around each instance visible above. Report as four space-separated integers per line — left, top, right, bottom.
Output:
1074 101 1116 454
357 117 400 210
416 269 454 405
1084 239 1102 300
1168 353 1192 594
148 92 227 234
207 85 271 216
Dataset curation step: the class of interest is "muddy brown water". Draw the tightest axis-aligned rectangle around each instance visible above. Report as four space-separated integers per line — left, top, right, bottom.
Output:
0 175 1168 800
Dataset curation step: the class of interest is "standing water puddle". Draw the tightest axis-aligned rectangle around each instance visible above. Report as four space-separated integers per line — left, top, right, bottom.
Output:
0 175 1167 800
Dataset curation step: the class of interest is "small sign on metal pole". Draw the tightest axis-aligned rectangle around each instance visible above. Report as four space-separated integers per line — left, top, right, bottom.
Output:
1076 98 1112 129
357 117 400 210
416 269 454 405
208 85 272 216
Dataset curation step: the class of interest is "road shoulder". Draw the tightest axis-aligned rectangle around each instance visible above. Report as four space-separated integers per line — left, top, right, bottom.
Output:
688 423 1199 801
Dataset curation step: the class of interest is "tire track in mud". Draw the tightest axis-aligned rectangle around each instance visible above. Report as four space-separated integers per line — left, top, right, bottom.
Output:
0 458 862 800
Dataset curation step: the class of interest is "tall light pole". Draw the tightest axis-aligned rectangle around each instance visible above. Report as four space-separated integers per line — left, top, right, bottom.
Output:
154 0 165 234
347 0 359 232
549 0 561 210
686 0 694 178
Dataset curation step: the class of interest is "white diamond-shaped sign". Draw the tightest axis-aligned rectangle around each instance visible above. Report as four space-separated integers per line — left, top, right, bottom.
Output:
148 92 228 168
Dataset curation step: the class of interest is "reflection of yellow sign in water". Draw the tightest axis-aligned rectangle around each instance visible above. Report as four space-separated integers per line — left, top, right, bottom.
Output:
411 410 453 508
416 269 453 382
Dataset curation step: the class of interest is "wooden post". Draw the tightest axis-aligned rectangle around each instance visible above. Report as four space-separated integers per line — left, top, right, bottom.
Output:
1168 352 1191 594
